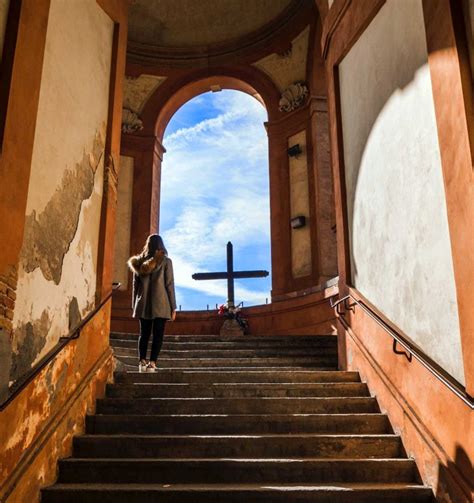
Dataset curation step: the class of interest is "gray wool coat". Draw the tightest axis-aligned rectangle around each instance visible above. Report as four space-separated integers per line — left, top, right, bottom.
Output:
128 251 177 320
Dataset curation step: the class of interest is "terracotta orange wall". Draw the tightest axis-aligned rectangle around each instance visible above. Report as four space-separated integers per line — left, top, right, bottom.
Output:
0 0 50 338
323 0 474 501
339 302 473 503
0 302 113 503
0 0 129 501
112 285 338 336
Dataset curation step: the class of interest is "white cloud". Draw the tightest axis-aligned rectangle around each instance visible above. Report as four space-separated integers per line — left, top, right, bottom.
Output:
161 91 271 308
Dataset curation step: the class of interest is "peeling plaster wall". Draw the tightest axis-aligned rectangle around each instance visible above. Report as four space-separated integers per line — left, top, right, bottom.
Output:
253 26 309 92
0 0 9 61
113 156 134 290
339 0 464 384
10 0 114 386
0 301 113 502
288 130 312 279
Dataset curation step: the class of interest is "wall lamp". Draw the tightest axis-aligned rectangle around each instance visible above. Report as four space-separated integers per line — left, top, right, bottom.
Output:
287 144 302 157
291 216 306 229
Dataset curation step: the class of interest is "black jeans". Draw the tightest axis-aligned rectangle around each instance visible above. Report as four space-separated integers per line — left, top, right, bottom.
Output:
138 317 167 362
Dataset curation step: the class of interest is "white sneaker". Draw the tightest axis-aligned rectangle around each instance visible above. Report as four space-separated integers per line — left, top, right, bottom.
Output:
146 362 157 373
138 360 148 373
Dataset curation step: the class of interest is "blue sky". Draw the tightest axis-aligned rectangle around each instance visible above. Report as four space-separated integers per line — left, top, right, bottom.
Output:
160 90 271 311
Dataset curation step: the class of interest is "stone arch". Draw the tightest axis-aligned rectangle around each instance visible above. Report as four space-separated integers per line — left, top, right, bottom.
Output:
124 66 291 299
139 66 282 141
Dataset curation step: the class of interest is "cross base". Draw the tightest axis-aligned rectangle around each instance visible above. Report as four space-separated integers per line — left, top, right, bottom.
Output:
220 318 245 337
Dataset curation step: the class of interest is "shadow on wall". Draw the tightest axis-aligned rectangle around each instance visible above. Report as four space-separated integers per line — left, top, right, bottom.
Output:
339 0 465 386
338 0 435 284
336 1 473 499
436 445 474 503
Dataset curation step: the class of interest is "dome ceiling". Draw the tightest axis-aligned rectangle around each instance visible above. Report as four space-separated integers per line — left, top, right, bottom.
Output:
128 0 295 48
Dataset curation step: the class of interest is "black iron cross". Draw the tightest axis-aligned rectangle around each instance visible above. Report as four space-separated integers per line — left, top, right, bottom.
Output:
192 241 269 307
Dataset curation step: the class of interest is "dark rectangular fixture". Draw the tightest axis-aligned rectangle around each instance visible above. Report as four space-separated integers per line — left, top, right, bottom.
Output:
291 216 306 229
287 144 302 157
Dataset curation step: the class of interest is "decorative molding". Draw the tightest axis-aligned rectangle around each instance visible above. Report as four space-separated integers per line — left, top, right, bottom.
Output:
279 82 309 112
253 25 310 93
121 108 144 134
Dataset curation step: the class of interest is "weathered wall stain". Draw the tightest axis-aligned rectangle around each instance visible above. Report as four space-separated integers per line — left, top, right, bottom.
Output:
68 296 81 331
0 328 12 401
10 310 52 383
21 132 105 285
45 359 67 396
0 265 18 400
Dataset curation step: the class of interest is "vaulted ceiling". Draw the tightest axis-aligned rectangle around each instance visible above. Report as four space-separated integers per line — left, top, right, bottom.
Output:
128 0 295 48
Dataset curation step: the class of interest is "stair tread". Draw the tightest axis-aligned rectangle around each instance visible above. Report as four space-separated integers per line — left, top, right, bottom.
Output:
99 396 376 401
42 334 432 500
115 367 339 370
61 457 412 463
45 482 430 490
110 382 365 386
117 370 352 374
78 433 398 439
110 333 337 340
90 412 386 417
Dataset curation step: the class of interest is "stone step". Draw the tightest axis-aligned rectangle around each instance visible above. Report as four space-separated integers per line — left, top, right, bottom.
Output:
110 339 337 350
41 482 434 503
110 333 337 344
96 396 379 415
114 355 338 368
105 382 370 399
73 434 403 459
113 347 338 358
86 413 391 435
118 366 341 373
57 458 418 484
114 369 361 384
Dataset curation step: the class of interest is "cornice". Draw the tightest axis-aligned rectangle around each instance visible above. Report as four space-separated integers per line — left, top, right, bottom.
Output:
126 0 314 68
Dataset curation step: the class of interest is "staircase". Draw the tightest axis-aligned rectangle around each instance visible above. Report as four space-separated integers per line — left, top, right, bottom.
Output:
42 333 433 502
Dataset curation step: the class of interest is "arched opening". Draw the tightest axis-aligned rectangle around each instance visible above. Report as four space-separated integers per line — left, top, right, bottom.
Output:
113 44 339 333
160 89 271 310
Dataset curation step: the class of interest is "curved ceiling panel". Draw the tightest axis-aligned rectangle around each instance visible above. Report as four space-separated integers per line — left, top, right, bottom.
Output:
128 0 293 48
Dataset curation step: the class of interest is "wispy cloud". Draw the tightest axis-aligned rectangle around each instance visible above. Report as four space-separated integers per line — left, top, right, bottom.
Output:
161 91 271 309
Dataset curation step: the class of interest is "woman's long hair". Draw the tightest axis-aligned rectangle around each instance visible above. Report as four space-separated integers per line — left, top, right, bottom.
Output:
141 234 168 259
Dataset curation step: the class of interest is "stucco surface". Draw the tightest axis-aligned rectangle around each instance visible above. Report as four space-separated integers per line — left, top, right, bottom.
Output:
339 0 463 384
0 0 9 61
253 26 309 93
288 130 312 279
114 156 134 290
10 0 113 385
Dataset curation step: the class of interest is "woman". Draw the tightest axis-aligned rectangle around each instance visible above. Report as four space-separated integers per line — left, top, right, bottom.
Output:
127 234 177 372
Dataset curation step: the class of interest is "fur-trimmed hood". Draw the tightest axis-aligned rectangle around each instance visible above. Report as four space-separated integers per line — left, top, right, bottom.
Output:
128 250 166 275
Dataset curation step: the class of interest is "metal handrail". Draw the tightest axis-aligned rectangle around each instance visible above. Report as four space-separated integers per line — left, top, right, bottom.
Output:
331 294 474 409
0 283 121 411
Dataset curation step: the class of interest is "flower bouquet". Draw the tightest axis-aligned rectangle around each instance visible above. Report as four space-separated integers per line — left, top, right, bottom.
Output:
218 302 248 333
